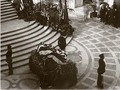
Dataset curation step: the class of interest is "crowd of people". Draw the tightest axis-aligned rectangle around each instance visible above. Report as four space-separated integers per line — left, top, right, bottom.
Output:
83 1 119 28
99 2 119 28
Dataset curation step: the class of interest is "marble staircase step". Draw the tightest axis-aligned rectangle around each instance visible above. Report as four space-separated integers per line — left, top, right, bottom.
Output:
1 10 16 16
1 21 36 36
1 58 29 72
45 33 60 45
1 34 72 66
1 35 72 72
1 0 18 23
1 26 48 50
1 7 15 13
1 32 58 66
1 25 43 44
1 13 17 19
0 0 73 73
1 29 55 57
1 1 10 5
1 31 58 62
1 5 13 10
1 24 39 52
1 54 30 67
1 16 18 23
1 3 11 8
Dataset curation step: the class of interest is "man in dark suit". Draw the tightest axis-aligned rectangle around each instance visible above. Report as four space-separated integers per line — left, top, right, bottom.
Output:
58 35 66 51
112 2 119 28
6 45 13 75
105 4 111 25
97 54 106 89
100 4 107 23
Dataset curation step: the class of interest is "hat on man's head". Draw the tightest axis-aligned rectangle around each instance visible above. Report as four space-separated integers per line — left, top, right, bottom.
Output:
99 54 104 57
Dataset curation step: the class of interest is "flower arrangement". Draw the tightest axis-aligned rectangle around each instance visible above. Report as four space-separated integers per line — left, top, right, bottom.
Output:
29 42 78 89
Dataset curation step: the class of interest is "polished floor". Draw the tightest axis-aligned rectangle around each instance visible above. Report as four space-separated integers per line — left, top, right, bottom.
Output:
1 7 120 89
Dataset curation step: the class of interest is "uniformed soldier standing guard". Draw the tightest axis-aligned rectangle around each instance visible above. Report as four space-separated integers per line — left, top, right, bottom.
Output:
6 45 13 75
97 54 106 89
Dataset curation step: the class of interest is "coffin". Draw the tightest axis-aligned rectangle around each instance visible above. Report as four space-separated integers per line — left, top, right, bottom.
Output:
29 43 78 89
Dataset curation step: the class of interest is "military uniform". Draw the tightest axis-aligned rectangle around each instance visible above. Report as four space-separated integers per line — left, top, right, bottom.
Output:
97 54 106 89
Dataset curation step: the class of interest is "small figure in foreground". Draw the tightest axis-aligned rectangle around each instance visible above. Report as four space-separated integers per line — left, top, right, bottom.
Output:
97 54 106 89
6 45 13 75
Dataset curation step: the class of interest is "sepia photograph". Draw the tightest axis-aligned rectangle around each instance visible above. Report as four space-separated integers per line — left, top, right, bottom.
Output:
0 0 120 89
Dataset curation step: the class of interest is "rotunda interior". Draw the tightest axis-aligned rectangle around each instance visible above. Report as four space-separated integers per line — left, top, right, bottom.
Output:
1 0 120 89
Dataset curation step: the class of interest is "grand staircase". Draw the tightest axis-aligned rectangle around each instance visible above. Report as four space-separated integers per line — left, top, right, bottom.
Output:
1 0 73 72
1 0 18 22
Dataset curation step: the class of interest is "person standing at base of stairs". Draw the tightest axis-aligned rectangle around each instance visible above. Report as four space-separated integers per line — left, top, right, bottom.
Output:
97 54 106 89
6 45 13 75
58 35 66 51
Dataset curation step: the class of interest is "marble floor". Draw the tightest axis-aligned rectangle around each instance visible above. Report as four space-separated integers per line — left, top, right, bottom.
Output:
1 7 120 89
